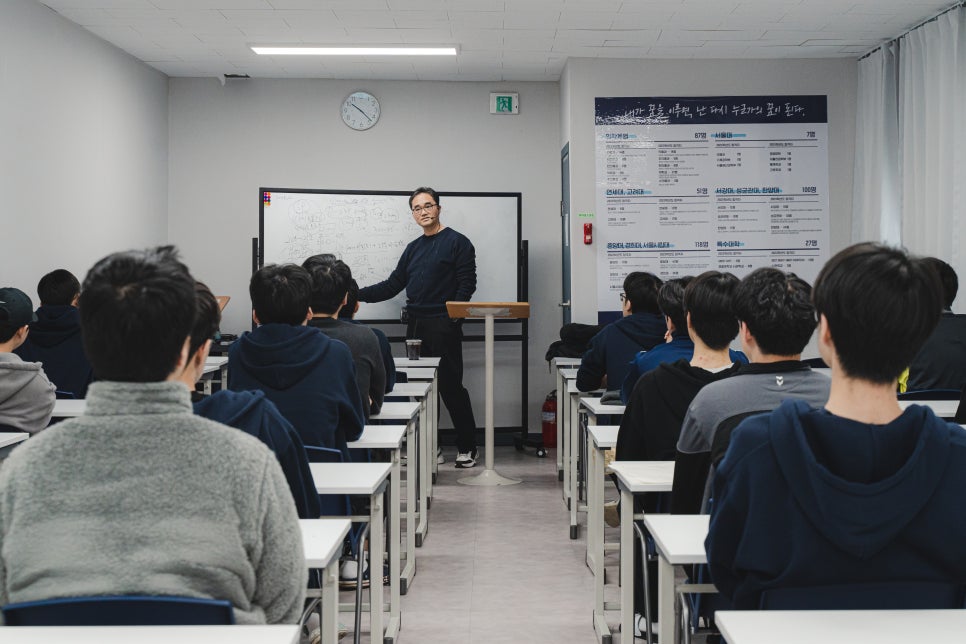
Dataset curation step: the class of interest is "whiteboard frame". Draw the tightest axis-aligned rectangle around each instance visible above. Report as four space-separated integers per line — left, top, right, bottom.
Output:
257 188 524 322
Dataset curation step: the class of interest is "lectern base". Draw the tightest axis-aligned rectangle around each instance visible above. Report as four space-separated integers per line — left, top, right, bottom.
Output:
458 468 522 486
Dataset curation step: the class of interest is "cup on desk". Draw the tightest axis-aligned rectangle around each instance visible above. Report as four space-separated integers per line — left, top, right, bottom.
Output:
406 339 422 360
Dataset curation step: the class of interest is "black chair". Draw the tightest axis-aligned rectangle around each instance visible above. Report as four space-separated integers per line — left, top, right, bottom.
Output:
758 581 966 610
2 595 234 625
898 389 962 401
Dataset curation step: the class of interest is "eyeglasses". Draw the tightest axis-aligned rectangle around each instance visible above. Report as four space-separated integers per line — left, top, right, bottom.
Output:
412 203 438 214
619 293 627 302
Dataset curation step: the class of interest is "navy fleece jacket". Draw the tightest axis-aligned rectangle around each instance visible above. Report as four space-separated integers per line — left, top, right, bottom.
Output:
706 399 966 609
576 312 666 392
14 305 93 398
195 389 321 520
228 324 364 462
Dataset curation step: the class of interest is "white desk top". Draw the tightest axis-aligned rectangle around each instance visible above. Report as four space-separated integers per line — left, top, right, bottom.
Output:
300 518 351 569
552 357 582 368
580 396 626 417
0 625 299 644
348 425 406 450
396 367 435 380
899 399 959 418
204 356 229 367
642 514 710 565
0 432 29 449
589 425 619 450
309 462 392 495
394 357 441 368
201 363 221 376
369 401 419 421
609 460 675 493
716 609 966 644
387 381 431 397
560 368 578 380
51 399 86 418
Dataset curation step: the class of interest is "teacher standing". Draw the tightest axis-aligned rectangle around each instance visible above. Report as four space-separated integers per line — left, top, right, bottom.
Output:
359 187 480 468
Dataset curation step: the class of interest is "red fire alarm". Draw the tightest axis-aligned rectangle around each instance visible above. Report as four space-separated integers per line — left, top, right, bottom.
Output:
583 222 593 245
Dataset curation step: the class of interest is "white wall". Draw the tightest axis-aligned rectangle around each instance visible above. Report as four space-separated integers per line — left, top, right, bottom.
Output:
168 78 561 430
561 57 858 324
1 0 169 298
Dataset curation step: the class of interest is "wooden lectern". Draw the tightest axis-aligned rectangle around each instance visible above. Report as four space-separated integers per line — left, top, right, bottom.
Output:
446 301 530 486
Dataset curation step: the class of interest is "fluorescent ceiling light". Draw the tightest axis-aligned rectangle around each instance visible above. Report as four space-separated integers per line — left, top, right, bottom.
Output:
251 46 458 56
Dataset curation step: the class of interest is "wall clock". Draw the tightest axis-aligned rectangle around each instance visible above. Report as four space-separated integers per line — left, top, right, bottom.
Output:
341 91 380 131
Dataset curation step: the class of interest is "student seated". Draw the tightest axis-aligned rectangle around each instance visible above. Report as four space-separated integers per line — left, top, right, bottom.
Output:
14 269 93 398
906 257 966 391
576 271 665 392
302 256 386 417
0 287 55 433
180 281 321 520
672 267 830 514
229 263 364 461
339 278 396 394
706 243 966 610
0 247 305 623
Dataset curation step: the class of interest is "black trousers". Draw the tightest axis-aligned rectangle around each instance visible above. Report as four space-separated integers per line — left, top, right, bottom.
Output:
407 317 478 452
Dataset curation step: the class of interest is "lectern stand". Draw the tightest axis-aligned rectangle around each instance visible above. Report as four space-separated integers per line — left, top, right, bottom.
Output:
447 301 530 486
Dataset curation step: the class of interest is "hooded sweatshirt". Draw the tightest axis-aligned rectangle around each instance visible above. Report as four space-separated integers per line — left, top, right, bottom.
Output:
706 399 966 609
228 324 364 461
0 353 55 433
14 305 93 398
576 312 666 392
617 359 742 462
195 389 321 520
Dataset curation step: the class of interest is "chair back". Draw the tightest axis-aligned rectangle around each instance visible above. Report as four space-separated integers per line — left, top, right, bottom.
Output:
758 581 966 610
2 595 235 626
898 389 962 401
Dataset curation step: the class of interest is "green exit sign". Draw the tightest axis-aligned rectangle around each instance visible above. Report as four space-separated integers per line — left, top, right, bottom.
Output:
490 92 519 114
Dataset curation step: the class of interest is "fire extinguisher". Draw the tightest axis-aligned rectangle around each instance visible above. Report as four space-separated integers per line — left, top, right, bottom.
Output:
541 391 557 448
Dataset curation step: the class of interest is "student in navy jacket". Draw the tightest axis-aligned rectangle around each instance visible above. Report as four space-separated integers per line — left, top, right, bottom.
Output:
14 269 93 398
707 243 966 610
177 281 320 520
229 264 364 463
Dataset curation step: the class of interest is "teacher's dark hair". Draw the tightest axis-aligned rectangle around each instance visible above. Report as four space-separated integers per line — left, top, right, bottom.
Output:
80 246 196 382
409 187 440 210
250 263 313 325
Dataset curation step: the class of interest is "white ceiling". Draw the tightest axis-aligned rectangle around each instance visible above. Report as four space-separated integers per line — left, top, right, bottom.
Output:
41 0 956 81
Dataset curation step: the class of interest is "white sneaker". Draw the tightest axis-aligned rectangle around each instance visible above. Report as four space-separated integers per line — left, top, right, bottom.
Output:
455 448 479 468
633 612 658 639
436 447 444 464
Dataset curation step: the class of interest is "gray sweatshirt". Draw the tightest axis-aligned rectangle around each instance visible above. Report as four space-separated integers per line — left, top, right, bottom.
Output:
0 352 55 433
0 381 307 624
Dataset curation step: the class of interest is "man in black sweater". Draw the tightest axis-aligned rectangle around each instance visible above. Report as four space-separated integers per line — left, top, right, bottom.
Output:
359 187 479 468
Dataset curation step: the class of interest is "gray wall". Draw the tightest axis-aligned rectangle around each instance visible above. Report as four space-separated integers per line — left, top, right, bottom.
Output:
560 57 858 324
167 78 561 429
1 0 169 298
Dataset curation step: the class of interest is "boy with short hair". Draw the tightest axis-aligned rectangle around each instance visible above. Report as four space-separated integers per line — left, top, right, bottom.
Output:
706 243 966 609
15 269 93 398
0 286 55 433
0 247 305 623
229 263 364 461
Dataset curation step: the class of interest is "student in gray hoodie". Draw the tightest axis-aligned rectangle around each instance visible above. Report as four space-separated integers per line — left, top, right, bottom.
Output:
0 287 55 433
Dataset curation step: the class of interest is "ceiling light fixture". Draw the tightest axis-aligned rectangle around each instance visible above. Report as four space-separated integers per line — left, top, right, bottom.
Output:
251 46 458 56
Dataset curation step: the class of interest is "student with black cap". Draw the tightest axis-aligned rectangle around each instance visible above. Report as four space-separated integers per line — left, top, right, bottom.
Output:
0 287 55 433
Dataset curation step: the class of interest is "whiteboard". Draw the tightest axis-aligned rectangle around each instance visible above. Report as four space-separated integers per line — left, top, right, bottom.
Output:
259 189 522 320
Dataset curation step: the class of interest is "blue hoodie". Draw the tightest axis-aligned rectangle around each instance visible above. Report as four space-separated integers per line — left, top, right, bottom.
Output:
706 399 966 609
576 312 666 392
228 324 365 462
195 389 321 520
14 305 93 398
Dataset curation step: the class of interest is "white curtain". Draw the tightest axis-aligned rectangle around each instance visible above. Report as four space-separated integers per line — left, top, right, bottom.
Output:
852 42 901 245
899 7 966 310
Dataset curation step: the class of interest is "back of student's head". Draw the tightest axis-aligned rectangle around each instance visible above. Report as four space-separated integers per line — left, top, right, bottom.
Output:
922 257 958 309
304 260 352 315
250 264 313 325
37 269 80 306
732 267 816 356
658 276 694 332
813 243 943 384
302 253 338 272
623 272 663 315
339 278 360 320
684 271 740 350
0 287 34 344
189 282 221 358
80 246 195 382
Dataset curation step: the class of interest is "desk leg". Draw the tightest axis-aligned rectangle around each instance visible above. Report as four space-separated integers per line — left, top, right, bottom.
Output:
430 376 439 484
321 558 339 644
402 419 418 592
203 378 212 396
620 487 634 644
416 400 430 546
657 554 674 644
568 395 580 539
591 441 612 644
369 490 385 643
220 364 228 391
556 369 564 480
387 473 401 642
561 380 571 502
